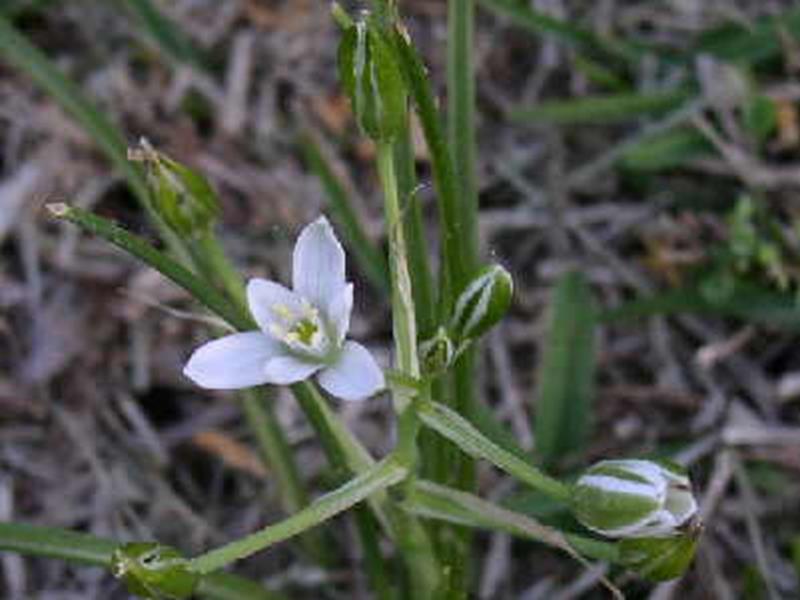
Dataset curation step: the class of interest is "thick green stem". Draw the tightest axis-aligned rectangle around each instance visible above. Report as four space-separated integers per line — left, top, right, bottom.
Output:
190 459 407 574
377 139 441 597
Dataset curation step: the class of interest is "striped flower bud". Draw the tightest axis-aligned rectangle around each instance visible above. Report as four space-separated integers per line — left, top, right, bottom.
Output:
111 542 199 599
571 459 698 539
449 265 513 344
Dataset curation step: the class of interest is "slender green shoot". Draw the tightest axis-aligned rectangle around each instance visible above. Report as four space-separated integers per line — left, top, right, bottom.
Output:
0 522 286 600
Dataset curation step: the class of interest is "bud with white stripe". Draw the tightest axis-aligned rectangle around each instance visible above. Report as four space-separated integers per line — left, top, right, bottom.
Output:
570 459 698 539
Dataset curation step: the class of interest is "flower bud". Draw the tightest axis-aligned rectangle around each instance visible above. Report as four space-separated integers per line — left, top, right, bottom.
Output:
419 326 455 374
337 16 406 141
570 459 698 539
129 140 219 238
110 542 200 599
449 265 513 343
618 523 701 581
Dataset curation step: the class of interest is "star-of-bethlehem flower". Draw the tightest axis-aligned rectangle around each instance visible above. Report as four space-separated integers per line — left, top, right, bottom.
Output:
184 217 385 401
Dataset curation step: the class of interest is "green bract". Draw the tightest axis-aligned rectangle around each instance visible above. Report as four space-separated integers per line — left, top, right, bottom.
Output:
337 17 406 141
110 542 199 599
619 524 701 581
449 264 513 344
571 459 698 539
419 326 455 374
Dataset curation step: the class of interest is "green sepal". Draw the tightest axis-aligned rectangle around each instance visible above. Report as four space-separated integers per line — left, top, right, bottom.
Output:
618 526 701 581
131 142 219 238
110 542 200 599
338 20 406 141
419 326 455 374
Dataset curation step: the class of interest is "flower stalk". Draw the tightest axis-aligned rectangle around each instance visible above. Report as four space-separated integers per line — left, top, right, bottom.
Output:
190 458 407 574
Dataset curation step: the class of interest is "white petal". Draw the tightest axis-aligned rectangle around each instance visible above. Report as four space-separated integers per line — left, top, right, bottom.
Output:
327 283 353 342
247 278 305 334
292 217 347 310
184 332 282 390
317 341 385 401
264 355 323 385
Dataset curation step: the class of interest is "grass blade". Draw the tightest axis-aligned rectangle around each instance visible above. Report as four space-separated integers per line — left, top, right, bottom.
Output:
121 0 208 71
0 16 146 203
533 271 596 465
478 0 656 65
600 279 800 329
510 90 692 125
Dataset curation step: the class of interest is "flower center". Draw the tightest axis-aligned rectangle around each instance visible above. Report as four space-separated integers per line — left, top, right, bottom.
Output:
269 301 333 359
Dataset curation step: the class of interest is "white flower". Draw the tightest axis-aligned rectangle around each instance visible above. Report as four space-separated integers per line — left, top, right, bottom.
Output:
183 217 385 401
571 459 698 539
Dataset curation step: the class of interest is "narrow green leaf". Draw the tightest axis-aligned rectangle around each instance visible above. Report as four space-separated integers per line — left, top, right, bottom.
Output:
620 126 712 171
419 400 570 502
47 204 252 332
534 271 596 465
600 279 800 329
478 0 656 65
406 480 617 561
510 90 692 125
693 8 800 64
390 26 466 308
0 15 189 259
121 0 209 71
0 15 146 203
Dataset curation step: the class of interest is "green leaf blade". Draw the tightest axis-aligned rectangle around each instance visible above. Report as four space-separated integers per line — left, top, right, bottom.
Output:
534 271 597 465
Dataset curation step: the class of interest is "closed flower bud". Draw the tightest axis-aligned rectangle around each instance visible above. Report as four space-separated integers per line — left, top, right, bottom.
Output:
419 326 455 374
130 140 219 238
570 459 698 539
618 523 701 581
449 265 513 343
337 16 406 141
111 542 199 599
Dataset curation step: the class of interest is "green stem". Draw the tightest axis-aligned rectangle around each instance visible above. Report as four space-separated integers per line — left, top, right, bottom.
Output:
447 0 479 283
443 2 482 594
376 142 419 384
239 390 312 518
191 231 248 311
190 459 407 574
418 400 571 503
377 138 442 596
394 116 436 338
0 522 287 600
291 382 393 600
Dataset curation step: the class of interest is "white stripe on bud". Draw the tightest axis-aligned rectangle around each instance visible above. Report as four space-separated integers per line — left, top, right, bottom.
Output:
571 459 698 539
